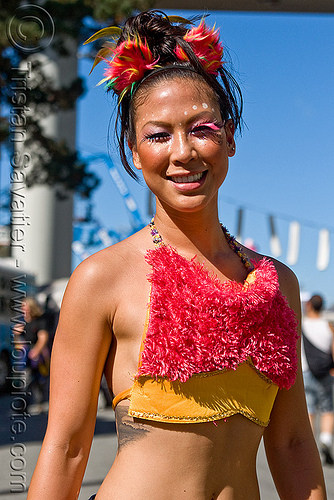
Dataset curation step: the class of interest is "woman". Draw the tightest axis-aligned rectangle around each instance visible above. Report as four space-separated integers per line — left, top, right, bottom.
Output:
27 11 326 499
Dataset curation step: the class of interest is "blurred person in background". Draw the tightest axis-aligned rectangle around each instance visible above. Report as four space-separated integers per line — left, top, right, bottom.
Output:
42 293 60 354
302 294 334 465
14 297 50 413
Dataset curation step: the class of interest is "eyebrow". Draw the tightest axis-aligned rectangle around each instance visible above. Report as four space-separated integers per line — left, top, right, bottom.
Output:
141 120 171 128
140 111 219 129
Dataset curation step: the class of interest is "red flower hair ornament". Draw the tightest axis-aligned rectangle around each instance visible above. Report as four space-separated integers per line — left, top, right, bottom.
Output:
84 17 224 100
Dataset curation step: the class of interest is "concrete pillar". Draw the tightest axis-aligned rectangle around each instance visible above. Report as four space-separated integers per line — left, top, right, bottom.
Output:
11 37 77 285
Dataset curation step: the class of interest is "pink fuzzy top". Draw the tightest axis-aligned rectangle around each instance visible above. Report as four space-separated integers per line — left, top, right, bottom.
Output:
138 246 299 390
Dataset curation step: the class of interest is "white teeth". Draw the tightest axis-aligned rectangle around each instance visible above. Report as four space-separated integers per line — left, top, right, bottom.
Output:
171 172 204 183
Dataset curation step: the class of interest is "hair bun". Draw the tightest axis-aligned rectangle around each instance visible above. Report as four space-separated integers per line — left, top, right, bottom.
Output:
120 10 188 63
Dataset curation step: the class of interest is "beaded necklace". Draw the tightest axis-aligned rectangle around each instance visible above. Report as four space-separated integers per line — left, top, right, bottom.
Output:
149 217 254 272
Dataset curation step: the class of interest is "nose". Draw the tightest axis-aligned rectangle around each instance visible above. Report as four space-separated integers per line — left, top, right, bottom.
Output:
170 131 197 165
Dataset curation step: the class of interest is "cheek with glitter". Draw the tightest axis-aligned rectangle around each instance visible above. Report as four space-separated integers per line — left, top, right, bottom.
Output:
202 103 208 109
192 105 197 110
184 111 188 115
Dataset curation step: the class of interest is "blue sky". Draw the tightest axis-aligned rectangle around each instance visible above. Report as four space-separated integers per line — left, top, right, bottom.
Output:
76 10 334 306
1 10 333 306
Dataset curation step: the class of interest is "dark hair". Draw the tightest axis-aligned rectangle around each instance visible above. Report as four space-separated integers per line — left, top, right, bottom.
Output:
309 295 324 312
113 10 243 179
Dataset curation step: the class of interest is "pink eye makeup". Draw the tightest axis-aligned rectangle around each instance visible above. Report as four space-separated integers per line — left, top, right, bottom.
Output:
139 118 225 144
194 121 224 132
190 120 225 140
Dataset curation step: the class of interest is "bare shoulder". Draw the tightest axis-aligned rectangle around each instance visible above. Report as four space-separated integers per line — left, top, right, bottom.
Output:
62 228 149 315
241 245 300 316
72 229 147 282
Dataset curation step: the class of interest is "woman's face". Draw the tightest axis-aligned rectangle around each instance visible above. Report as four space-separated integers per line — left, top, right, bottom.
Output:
130 77 235 214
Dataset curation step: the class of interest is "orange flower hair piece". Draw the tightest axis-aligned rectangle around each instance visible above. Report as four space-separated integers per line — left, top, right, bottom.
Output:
175 20 224 75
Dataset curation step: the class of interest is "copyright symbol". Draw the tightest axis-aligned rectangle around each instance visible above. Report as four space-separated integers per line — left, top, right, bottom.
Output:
6 4 55 53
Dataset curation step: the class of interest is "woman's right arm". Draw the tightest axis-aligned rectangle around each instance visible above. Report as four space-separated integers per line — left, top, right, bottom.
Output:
27 254 115 500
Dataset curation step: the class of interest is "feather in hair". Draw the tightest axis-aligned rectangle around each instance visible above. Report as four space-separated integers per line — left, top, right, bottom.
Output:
85 18 224 97
83 26 122 45
102 36 160 93
88 44 115 75
166 15 193 25
175 20 224 75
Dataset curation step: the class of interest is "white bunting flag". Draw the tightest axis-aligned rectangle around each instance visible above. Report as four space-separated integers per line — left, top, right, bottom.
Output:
236 208 244 243
269 215 282 257
286 221 301 266
316 228 330 271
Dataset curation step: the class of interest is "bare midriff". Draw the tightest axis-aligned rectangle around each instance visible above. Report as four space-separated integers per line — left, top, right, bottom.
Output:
95 402 264 500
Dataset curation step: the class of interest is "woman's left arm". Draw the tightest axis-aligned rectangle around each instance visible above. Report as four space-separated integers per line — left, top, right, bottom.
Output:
263 263 327 500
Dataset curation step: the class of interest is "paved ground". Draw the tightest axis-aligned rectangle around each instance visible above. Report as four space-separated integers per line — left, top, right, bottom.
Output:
0 394 333 499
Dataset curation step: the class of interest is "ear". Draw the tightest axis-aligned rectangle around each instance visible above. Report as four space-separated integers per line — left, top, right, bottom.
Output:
128 140 142 171
225 120 236 157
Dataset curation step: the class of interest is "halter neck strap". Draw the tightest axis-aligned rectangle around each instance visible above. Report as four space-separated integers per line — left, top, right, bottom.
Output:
149 217 254 272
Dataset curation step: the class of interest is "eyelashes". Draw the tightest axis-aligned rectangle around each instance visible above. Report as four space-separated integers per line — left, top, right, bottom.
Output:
143 121 224 144
191 122 224 139
143 132 170 143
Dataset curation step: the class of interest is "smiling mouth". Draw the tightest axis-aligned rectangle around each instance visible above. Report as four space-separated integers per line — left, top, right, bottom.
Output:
169 171 207 183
